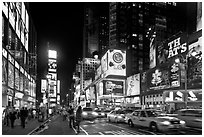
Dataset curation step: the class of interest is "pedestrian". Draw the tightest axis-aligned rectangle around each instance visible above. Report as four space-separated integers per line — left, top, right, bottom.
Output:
68 106 75 128
9 107 17 128
20 107 28 128
62 108 67 121
3 106 10 126
75 106 82 133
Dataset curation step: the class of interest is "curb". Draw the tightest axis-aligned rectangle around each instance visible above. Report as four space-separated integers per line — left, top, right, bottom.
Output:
27 116 53 135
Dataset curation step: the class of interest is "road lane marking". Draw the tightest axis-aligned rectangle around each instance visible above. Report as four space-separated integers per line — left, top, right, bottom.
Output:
107 123 144 135
98 132 104 135
80 126 89 135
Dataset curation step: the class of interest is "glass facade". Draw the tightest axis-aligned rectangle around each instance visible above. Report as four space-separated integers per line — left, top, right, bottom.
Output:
2 2 36 109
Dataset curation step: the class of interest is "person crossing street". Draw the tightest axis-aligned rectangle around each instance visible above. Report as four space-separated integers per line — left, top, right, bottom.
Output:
68 106 75 128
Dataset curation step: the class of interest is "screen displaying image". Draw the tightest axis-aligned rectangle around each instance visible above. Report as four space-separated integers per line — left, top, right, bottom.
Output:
8 62 14 88
2 57 8 85
19 73 24 92
15 68 20 90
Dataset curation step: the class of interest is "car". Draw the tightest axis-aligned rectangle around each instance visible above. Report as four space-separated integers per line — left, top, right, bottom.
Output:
107 109 129 123
103 109 111 117
81 107 98 120
125 109 186 132
175 109 202 129
93 108 106 118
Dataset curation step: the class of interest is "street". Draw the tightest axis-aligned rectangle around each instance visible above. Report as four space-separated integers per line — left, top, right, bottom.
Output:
34 115 202 135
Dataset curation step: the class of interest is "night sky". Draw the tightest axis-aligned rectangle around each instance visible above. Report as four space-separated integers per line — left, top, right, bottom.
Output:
29 2 84 101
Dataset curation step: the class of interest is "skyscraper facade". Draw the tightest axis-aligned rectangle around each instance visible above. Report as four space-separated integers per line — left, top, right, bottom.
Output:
109 2 191 77
2 2 37 109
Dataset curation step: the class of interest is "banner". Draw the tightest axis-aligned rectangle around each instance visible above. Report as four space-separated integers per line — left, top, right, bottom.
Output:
126 74 140 96
103 80 124 96
157 32 188 65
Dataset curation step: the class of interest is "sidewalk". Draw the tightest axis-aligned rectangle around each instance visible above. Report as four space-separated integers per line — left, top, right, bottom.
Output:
2 117 46 135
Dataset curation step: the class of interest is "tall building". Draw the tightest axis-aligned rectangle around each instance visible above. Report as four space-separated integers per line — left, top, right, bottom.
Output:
109 2 192 76
83 3 109 59
2 2 37 109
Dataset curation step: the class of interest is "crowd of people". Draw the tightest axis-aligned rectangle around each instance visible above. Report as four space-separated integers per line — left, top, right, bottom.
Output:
2 105 83 134
2 106 37 129
61 105 82 133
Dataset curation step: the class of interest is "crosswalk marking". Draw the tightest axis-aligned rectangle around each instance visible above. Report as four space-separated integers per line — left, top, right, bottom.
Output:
103 130 140 135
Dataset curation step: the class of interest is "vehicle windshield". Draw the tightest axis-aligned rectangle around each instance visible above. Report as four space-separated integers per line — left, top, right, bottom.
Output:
117 110 125 114
94 110 101 112
124 110 133 114
146 110 158 117
83 108 93 111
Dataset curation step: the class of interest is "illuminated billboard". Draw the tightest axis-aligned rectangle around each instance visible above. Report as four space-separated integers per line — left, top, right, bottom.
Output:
101 49 126 77
2 57 7 85
103 80 124 96
48 50 57 59
8 62 14 88
157 33 187 65
15 68 20 90
141 61 182 94
41 79 47 93
48 59 57 72
188 36 202 89
101 52 108 74
126 74 140 96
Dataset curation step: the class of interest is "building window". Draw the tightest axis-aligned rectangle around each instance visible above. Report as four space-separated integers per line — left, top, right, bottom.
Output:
132 33 137 37
139 43 143 50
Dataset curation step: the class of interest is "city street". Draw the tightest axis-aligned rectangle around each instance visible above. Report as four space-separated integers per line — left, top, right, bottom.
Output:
2 2 202 136
34 115 202 135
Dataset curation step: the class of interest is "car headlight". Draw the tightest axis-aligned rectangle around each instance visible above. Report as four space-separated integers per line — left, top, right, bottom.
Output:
92 112 98 116
82 112 87 115
118 116 123 119
180 120 185 124
161 121 171 125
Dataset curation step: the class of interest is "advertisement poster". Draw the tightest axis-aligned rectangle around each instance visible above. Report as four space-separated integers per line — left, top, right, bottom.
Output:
2 57 7 85
8 62 14 88
188 37 202 89
103 80 124 96
48 59 57 72
187 90 202 102
107 49 126 76
24 77 29 94
164 91 184 102
141 71 148 93
149 36 156 68
157 32 187 65
145 62 181 92
15 68 20 90
101 52 108 74
86 87 95 100
19 73 24 92
126 74 140 96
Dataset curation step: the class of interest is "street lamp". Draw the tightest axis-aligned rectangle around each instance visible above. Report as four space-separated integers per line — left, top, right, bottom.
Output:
175 49 197 109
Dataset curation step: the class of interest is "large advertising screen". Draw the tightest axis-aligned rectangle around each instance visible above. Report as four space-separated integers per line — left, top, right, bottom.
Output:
86 87 95 100
48 50 57 59
2 57 8 85
187 36 202 89
8 62 14 88
107 49 126 76
141 61 181 94
15 68 20 90
157 33 187 65
48 59 57 72
126 74 140 96
101 52 108 74
19 73 24 92
103 80 124 96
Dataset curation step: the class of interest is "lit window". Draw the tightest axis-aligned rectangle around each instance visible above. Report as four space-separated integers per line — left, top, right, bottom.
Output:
132 33 137 37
